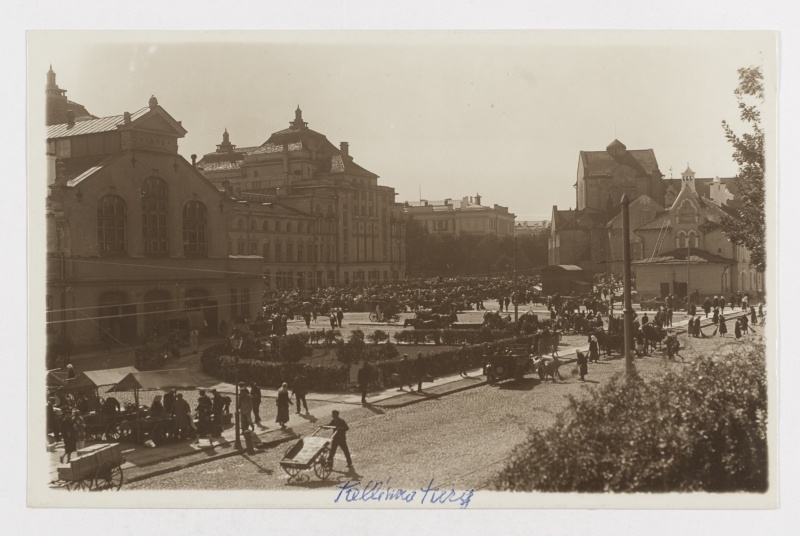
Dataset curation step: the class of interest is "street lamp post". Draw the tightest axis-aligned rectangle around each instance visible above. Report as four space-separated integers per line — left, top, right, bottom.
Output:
229 329 244 450
621 194 635 375
513 235 519 324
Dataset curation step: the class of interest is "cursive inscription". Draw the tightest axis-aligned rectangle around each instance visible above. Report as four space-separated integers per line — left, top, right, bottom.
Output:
334 478 474 509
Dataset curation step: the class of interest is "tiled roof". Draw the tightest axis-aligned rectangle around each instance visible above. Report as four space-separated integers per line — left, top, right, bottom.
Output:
636 213 671 231
46 107 149 139
553 208 607 230
634 248 734 265
246 141 303 156
581 148 660 177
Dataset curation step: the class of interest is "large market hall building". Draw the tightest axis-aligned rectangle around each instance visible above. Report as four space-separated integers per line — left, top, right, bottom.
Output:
195 107 407 288
45 69 263 349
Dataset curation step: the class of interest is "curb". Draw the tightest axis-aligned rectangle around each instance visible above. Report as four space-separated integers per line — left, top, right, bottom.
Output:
374 377 488 408
124 433 298 484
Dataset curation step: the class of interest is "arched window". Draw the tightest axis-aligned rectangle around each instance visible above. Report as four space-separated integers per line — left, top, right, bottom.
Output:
249 219 256 230
97 195 127 254
676 231 686 248
275 221 281 232
286 221 293 233
141 177 168 255
741 272 747 291
262 220 269 231
183 201 207 256
687 230 699 248
237 218 245 230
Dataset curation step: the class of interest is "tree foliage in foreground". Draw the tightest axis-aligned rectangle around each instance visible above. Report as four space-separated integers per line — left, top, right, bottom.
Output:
721 66 766 273
493 343 768 492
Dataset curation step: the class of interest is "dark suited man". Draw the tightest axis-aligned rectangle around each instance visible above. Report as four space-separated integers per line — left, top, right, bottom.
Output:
326 410 353 469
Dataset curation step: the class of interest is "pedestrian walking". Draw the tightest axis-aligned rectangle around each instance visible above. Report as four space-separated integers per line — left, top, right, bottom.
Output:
576 350 588 382
504 296 511 312
250 382 262 423
329 312 337 330
740 314 749 334
276 382 290 429
292 374 309 413
358 362 370 405
750 306 758 326
588 334 599 363
325 410 353 469
720 296 727 312
239 383 254 433
336 308 344 328
719 315 728 337
211 389 225 437
703 297 711 318
190 329 200 354
412 352 426 392
173 393 193 440
734 318 742 339
457 344 470 377
303 311 311 328
59 412 77 464
196 390 214 445
399 354 413 391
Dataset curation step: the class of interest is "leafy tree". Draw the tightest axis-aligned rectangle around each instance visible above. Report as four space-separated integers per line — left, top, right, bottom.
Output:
721 66 766 272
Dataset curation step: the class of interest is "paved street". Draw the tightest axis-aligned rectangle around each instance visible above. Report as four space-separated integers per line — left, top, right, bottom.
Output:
125 334 707 495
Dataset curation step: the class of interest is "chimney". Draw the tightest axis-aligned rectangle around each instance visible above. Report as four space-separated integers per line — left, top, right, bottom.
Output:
65 110 75 128
55 160 67 183
124 111 132 125
340 142 349 159
191 154 197 168
149 95 158 110
475 193 481 205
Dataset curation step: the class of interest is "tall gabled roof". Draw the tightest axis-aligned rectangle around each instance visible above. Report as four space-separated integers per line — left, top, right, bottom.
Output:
580 147 660 178
46 102 186 140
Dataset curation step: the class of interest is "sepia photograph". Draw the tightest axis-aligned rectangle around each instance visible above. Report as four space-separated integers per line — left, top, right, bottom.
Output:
26 28 779 510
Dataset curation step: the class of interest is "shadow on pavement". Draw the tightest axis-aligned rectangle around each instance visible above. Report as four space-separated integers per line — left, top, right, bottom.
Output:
297 413 318 423
242 454 274 475
497 378 538 391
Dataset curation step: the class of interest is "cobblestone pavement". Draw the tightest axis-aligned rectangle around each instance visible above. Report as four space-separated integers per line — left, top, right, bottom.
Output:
126 320 748 496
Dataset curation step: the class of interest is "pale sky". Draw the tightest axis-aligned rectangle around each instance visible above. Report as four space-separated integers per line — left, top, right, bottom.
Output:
33 31 774 220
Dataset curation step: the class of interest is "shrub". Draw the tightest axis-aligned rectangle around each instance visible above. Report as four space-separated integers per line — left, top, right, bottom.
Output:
493 342 768 492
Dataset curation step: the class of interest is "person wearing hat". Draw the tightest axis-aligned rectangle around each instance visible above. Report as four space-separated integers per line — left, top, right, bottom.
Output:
326 410 353 469
66 364 76 380
250 382 263 423
211 389 225 436
173 393 193 440
195 390 214 444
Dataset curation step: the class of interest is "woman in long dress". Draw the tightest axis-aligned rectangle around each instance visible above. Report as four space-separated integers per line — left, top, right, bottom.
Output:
719 315 728 337
276 383 290 430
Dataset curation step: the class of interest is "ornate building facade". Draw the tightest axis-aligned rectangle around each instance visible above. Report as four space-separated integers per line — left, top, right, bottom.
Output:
196 108 407 287
45 82 264 349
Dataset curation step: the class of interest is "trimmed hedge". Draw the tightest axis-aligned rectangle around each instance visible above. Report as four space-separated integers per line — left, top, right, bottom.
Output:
493 341 768 492
201 336 534 393
392 329 514 346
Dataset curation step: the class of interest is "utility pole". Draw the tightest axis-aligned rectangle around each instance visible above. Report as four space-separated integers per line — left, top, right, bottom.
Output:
513 235 519 323
621 194 635 375
687 239 691 300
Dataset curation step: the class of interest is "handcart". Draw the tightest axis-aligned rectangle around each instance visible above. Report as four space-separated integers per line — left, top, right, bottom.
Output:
52 443 126 491
279 426 336 481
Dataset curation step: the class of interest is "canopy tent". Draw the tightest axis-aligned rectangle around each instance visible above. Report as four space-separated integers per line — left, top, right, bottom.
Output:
106 368 197 393
60 366 139 392
47 370 68 389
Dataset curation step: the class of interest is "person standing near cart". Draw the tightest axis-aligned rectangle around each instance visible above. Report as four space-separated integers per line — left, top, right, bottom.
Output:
326 410 353 469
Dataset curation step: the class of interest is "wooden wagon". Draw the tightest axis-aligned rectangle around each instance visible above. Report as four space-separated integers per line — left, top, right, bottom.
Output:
53 443 125 491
